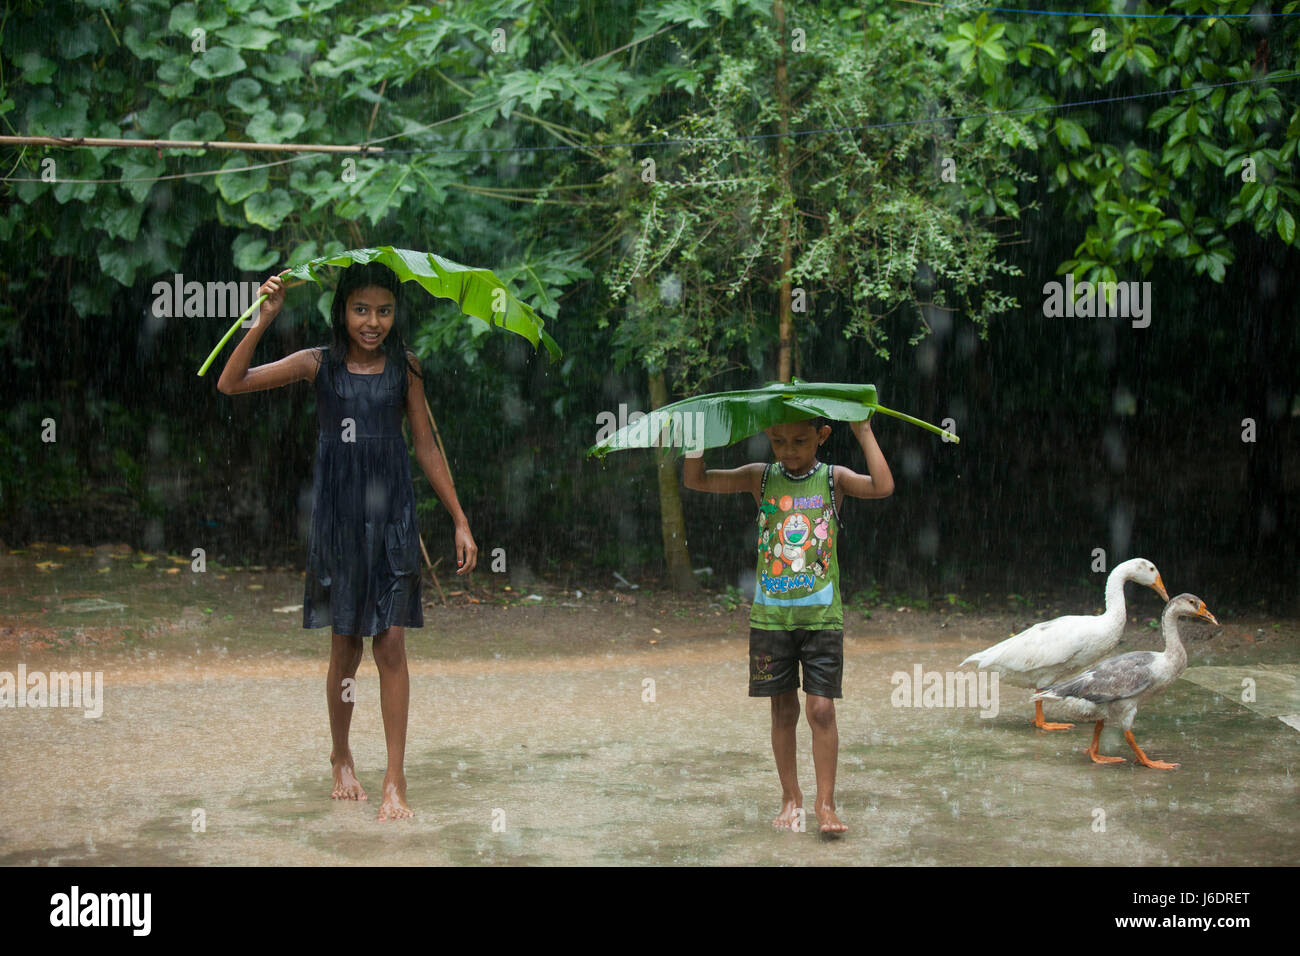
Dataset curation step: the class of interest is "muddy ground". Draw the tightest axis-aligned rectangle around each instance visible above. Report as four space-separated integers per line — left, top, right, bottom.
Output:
1 543 1296 866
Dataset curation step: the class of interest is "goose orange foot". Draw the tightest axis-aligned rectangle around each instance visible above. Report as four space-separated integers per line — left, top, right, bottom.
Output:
1086 721 1125 764
1033 698 1074 731
1125 730 1178 770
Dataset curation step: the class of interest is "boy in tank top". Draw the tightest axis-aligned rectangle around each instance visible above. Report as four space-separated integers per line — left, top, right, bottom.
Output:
683 416 893 833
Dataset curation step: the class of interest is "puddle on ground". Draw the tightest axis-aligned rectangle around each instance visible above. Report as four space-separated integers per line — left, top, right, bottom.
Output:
2 556 1297 864
1 636 1296 865
1181 665 1300 733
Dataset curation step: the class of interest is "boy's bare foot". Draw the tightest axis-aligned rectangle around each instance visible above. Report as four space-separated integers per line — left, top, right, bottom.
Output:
815 801 847 834
772 790 804 829
331 756 367 801
376 773 412 821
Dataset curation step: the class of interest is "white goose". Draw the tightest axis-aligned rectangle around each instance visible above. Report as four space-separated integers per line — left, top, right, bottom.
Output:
960 558 1168 729
1032 593 1217 769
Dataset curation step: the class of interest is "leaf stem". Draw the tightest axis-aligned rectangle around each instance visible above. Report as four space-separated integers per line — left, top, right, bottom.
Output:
871 403 959 443
196 293 269 377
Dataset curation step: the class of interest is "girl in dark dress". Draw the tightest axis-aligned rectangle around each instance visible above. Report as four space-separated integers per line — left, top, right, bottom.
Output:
217 264 477 821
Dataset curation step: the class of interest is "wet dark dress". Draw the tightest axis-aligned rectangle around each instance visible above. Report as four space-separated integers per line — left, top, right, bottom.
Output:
302 348 423 637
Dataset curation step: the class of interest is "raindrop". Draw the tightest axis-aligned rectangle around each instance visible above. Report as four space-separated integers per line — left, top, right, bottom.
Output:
901 447 924 479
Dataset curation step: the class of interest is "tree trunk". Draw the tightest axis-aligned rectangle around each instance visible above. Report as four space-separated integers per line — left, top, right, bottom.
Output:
774 0 794 383
649 368 697 591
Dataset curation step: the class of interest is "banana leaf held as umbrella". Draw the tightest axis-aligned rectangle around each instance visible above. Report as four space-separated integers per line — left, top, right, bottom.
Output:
586 381 959 459
198 245 561 376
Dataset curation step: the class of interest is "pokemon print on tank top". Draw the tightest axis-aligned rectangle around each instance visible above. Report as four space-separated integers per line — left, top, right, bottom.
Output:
750 461 842 631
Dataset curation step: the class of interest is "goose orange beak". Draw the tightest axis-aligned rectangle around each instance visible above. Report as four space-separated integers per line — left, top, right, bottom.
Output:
1196 602 1219 626
1152 575 1170 602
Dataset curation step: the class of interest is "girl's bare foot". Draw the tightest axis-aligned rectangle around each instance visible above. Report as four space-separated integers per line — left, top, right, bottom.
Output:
377 773 412 821
331 755 367 801
772 790 804 829
814 800 847 834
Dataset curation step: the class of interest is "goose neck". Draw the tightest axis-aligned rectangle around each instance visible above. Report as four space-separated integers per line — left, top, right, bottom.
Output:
1102 568 1131 621
1161 609 1188 668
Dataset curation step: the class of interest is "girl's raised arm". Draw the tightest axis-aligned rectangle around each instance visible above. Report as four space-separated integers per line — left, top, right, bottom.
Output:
216 275 318 394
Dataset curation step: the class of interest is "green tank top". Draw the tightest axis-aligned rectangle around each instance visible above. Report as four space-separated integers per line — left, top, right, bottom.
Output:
750 461 842 631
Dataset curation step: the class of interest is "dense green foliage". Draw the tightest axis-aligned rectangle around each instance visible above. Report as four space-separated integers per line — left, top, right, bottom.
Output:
1 0 1296 605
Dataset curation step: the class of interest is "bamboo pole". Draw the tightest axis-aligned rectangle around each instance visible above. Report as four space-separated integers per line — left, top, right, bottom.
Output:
424 393 455 491
421 550 447 606
0 135 382 154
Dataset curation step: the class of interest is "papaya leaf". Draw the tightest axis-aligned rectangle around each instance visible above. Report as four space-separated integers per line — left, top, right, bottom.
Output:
243 188 294 229
216 155 269 204
166 112 225 155
190 47 246 80
227 78 269 114
169 2 229 35
16 52 57 84
216 24 280 50
246 109 305 142
232 235 278 272
251 54 304 84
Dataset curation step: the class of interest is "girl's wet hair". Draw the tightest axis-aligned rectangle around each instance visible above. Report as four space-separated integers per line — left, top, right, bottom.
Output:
317 262 422 391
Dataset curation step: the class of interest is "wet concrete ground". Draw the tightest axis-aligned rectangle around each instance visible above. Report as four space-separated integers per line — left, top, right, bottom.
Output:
1 552 1297 865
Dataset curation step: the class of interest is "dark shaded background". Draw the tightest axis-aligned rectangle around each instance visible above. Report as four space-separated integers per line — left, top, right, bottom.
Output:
3 186 1295 613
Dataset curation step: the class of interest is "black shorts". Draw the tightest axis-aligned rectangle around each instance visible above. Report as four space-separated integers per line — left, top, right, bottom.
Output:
748 627 844 699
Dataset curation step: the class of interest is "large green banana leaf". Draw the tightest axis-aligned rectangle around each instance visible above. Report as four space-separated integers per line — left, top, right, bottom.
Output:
198 245 559 376
586 381 958 459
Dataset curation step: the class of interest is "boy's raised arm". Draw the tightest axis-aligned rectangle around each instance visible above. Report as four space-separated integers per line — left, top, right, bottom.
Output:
682 453 766 500
835 419 895 500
